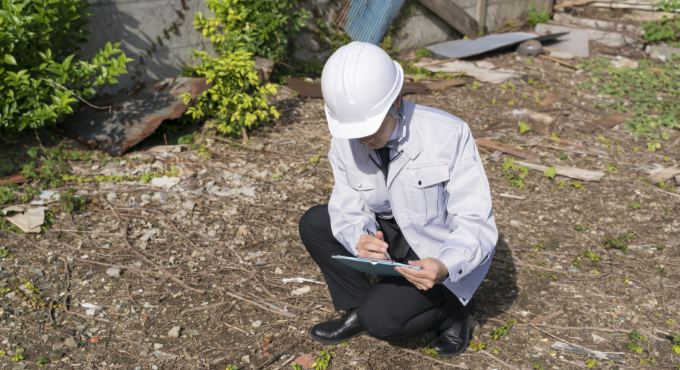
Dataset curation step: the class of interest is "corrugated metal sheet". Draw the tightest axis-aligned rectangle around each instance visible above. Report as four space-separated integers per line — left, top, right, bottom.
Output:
336 0 406 45
61 78 212 156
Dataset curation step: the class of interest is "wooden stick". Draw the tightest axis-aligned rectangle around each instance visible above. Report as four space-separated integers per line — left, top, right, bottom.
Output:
529 309 565 323
389 345 468 369
225 290 297 319
479 349 520 370
538 54 577 69
421 57 458 67
554 0 596 9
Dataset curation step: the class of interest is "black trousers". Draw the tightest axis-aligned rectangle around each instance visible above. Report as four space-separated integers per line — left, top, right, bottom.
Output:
299 205 463 342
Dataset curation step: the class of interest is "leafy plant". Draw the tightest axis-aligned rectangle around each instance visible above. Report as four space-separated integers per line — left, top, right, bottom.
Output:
518 121 531 134
570 182 584 189
192 0 311 63
11 352 23 362
59 189 88 213
0 0 132 133
181 49 280 137
671 332 680 354
606 163 618 173
36 357 49 366
527 2 550 26
415 47 431 59
574 225 586 232
310 151 322 164
543 165 556 179
629 202 641 210
469 340 486 351
642 0 680 46
603 236 628 252
312 350 331 370
586 359 598 368
491 319 517 340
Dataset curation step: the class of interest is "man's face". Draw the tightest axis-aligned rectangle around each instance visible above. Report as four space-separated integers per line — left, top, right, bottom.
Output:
356 96 401 149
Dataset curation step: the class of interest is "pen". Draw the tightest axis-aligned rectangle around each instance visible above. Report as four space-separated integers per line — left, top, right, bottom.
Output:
366 229 392 262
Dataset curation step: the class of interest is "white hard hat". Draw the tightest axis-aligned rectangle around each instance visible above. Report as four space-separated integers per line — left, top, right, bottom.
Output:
321 42 404 139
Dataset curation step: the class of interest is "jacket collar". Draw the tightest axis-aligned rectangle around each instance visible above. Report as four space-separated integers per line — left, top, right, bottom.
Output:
351 99 423 164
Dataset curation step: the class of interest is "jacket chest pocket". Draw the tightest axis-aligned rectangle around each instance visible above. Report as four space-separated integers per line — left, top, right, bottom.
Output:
404 165 449 224
346 168 389 212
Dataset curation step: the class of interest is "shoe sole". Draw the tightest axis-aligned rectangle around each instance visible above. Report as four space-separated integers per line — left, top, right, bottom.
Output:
309 330 367 345
436 299 477 358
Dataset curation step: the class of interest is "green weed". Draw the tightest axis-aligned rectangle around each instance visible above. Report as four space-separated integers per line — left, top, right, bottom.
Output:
574 225 586 232
491 319 517 339
518 121 531 134
603 236 628 252
543 165 556 179
629 202 641 210
586 359 598 368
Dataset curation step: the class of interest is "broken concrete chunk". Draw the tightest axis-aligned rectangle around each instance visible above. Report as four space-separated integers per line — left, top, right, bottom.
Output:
646 45 680 61
154 351 177 361
167 326 181 338
151 192 168 203
549 51 574 60
64 337 78 348
106 192 118 202
611 57 638 69
182 201 195 211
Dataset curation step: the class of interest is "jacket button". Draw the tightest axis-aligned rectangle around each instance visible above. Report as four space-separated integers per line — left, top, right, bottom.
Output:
458 269 463 274
418 180 422 185
357 183 362 188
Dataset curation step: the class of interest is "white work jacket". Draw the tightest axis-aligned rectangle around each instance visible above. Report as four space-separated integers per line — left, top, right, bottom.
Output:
327 100 498 305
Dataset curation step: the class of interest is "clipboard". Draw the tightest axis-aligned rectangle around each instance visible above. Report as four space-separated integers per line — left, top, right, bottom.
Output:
332 255 421 276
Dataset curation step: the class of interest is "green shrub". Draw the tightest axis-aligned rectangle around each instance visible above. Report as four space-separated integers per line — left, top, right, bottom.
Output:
182 49 280 136
527 2 550 27
642 0 680 46
193 0 311 63
0 0 132 133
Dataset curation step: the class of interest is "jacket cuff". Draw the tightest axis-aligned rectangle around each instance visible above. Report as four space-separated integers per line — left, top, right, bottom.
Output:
438 248 469 283
336 223 378 256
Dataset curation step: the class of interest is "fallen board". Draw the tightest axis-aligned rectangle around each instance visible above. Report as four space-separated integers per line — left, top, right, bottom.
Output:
579 113 633 133
650 166 680 184
516 161 605 182
417 0 478 38
286 78 466 98
475 138 542 161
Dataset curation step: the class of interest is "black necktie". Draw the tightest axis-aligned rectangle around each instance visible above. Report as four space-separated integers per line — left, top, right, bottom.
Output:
376 147 391 179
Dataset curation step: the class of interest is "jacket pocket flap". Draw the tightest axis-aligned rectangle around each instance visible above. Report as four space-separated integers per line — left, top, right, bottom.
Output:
408 165 449 188
346 168 376 191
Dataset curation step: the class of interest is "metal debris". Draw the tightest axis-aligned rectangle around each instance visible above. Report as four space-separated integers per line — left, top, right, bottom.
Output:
61 78 212 156
424 32 567 59
336 0 406 44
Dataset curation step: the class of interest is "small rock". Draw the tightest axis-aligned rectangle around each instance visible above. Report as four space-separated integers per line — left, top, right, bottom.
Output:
49 352 63 360
154 343 164 349
168 326 181 338
242 355 250 363
106 267 122 277
64 337 78 348
106 193 118 202
42 334 49 342
6 292 15 298
151 192 168 204
99 241 112 249
189 330 199 336
29 269 43 276
275 267 283 275
52 344 63 351
133 261 143 268
191 250 202 258
182 201 195 211
252 320 262 328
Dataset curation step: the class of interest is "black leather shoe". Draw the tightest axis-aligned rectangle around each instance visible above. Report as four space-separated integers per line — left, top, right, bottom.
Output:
429 298 476 358
309 308 366 345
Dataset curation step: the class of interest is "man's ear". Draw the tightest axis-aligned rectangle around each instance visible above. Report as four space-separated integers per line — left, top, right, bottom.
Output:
394 94 402 108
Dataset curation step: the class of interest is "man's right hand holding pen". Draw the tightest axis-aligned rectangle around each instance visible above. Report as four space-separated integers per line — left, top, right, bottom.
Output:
357 230 390 260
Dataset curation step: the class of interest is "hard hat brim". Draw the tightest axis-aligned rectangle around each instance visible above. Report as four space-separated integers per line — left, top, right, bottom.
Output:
325 61 404 139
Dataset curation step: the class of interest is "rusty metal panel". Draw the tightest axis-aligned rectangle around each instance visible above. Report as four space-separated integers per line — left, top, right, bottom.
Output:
336 0 406 45
61 78 212 156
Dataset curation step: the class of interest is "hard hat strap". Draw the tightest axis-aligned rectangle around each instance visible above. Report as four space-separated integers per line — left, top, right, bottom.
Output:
388 95 404 120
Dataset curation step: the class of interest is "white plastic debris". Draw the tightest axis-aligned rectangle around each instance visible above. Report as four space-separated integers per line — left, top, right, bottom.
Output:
81 303 101 316
291 286 311 296
150 176 180 189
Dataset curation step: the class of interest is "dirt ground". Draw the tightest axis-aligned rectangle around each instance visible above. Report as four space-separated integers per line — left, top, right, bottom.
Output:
1 30 680 370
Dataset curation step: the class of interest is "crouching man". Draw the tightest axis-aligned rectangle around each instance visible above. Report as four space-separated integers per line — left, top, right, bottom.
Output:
299 41 497 357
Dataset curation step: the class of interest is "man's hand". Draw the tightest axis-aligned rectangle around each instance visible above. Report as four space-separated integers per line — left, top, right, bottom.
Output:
356 231 388 259
395 258 449 290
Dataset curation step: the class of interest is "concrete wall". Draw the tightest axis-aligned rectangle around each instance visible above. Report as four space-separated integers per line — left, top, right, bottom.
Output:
79 0 216 95
451 0 554 33
79 0 553 92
